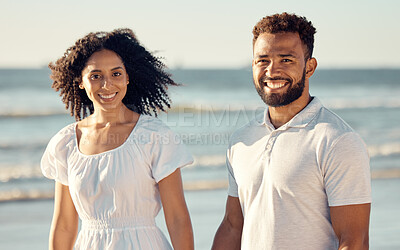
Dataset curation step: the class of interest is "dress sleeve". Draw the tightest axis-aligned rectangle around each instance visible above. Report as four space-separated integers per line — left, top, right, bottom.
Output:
323 132 372 206
40 130 70 186
150 128 193 183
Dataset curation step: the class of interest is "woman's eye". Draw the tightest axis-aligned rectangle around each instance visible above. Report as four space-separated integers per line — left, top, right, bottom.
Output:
90 74 101 80
113 72 122 77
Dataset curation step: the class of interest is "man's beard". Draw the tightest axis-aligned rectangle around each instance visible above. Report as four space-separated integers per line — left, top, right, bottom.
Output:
254 69 306 107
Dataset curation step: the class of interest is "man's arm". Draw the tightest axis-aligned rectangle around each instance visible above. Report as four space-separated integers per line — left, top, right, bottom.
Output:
330 203 371 250
211 196 243 250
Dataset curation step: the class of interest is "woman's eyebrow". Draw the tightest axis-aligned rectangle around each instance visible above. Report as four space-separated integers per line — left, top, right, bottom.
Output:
111 66 124 71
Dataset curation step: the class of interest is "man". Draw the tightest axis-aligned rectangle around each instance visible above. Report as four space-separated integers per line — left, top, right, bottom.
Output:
212 13 371 250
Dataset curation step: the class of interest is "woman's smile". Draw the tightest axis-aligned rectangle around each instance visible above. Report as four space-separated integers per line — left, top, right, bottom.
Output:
99 92 118 101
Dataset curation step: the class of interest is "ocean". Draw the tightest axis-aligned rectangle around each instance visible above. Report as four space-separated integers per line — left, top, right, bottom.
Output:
1 68 400 200
0 68 400 248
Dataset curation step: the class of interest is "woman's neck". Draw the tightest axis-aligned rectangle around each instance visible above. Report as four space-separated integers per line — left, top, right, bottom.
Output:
87 105 137 126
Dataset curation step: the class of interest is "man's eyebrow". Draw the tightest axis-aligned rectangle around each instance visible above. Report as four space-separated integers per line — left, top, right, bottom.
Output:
279 54 296 57
255 54 297 58
255 54 269 59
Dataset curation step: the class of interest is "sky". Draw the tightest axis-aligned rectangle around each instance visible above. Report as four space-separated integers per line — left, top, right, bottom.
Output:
1 0 399 69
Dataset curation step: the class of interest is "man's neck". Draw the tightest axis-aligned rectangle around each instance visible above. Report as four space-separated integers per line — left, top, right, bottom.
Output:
268 94 312 129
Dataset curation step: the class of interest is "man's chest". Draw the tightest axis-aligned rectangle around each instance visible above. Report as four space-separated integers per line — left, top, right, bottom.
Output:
230 133 325 200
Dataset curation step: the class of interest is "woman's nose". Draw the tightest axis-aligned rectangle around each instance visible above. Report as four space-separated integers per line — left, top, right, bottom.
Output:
102 77 113 89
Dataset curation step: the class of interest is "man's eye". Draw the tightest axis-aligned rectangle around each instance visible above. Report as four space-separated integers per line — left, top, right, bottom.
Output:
257 59 268 64
282 59 292 62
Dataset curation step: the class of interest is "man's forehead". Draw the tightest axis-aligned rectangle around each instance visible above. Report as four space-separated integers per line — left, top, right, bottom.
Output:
253 32 305 56
255 32 301 45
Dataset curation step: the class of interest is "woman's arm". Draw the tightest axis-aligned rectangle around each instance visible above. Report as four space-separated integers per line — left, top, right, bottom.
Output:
49 182 79 250
159 169 194 250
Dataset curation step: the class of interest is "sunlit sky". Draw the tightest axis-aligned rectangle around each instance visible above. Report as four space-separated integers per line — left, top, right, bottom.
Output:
1 0 399 69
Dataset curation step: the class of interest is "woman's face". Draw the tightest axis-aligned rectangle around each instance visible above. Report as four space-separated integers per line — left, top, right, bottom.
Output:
80 49 129 112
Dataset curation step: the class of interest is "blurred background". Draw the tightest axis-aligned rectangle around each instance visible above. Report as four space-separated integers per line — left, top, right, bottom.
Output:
1 0 399 249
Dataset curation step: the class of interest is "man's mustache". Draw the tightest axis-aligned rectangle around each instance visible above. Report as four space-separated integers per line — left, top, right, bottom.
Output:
260 76 292 84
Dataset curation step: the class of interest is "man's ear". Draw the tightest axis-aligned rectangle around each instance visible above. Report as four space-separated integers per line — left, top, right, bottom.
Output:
305 57 317 78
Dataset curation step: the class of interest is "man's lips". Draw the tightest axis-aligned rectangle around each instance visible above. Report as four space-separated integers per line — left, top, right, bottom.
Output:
264 80 288 89
260 77 292 90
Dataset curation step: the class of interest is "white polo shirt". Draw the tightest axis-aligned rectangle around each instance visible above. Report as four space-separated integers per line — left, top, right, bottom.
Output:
227 97 371 250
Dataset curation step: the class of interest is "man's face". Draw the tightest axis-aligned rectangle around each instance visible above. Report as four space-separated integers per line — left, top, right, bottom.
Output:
252 32 309 107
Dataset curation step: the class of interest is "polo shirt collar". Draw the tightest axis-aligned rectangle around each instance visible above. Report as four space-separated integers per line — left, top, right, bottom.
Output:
262 97 323 130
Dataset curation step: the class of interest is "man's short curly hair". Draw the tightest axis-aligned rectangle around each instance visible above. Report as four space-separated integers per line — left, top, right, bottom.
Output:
49 28 177 121
253 12 316 59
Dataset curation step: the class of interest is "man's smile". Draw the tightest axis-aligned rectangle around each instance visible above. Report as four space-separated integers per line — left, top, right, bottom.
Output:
263 80 289 90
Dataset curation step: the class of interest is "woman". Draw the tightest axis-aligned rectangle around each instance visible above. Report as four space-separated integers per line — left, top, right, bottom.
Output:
41 28 194 250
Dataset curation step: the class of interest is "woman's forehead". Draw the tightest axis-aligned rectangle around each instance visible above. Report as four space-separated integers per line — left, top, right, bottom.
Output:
83 49 125 72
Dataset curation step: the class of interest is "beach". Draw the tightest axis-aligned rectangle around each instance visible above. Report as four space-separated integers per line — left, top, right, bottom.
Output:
0 178 400 249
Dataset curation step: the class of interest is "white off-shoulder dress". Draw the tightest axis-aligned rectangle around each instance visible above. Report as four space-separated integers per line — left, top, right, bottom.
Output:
41 115 193 250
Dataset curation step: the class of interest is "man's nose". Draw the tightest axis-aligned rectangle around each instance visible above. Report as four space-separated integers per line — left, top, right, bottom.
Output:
265 61 281 78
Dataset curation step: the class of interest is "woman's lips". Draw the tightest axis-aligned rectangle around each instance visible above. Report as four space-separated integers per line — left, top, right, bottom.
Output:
99 92 117 100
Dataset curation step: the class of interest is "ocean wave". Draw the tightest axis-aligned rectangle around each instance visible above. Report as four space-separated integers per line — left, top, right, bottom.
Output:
190 145 400 165
168 103 264 113
170 97 400 111
0 154 226 183
368 143 400 158
323 99 400 109
1 142 398 184
0 105 261 119
1 167 400 202
0 189 54 202
170 101 400 112
0 180 229 202
0 142 47 151
0 166 43 183
191 155 226 168
0 155 226 184
0 110 69 119
0 100 399 119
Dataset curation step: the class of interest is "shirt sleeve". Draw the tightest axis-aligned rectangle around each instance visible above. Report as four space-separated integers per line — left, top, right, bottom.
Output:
40 131 70 186
151 128 193 183
227 141 239 197
323 132 372 206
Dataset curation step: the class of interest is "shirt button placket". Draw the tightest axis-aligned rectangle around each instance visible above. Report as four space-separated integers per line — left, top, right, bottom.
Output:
265 132 278 164
264 137 273 161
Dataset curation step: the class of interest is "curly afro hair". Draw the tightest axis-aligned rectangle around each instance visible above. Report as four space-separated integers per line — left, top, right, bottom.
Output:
253 12 316 59
49 28 177 121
